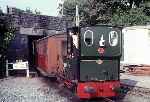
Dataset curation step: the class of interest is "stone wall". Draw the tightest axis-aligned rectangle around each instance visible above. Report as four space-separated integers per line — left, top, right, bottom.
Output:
7 7 72 35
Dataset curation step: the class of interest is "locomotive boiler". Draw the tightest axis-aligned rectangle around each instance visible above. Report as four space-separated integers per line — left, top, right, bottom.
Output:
35 25 122 99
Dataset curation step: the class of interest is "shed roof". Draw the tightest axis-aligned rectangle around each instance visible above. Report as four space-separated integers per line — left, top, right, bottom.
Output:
124 25 150 30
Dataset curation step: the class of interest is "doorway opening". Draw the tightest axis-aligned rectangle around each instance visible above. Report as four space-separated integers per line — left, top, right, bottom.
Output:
28 35 43 72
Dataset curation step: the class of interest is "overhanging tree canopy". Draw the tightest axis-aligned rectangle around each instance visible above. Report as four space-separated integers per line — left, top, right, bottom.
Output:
0 13 15 59
62 0 150 26
0 12 15 77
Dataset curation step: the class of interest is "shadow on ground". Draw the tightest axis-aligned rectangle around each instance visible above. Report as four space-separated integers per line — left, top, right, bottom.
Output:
41 77 81 102
117 79 138 102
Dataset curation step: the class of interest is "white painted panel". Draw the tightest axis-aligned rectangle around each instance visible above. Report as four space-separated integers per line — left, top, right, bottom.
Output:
20 27 44 35
122 27 150 65
13 62 29 69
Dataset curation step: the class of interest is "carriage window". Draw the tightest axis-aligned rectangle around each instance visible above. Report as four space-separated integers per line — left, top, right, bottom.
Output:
84 30 93 46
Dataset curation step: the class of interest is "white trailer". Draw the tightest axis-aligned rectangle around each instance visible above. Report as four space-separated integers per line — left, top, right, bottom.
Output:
121 26 150 65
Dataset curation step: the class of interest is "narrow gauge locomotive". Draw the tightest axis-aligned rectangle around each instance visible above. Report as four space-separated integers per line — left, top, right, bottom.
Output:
35 25 122 99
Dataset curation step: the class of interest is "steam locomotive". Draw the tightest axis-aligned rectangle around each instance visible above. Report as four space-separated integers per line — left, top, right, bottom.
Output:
35 25 122 99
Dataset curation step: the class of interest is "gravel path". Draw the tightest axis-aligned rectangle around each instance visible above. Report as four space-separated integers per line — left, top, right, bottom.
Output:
0 77 79 102
1 77 150 102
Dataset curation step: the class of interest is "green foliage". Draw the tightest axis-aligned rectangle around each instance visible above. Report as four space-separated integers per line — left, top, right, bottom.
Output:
63 0 130 26
111 8 150 26
0 13 15 58
143 2 150 16
0 12 15 77
63 0 96 25
63 0 150 26
63 0 87 25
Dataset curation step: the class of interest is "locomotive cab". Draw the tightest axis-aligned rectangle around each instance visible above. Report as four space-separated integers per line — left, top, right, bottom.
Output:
66 26 122 99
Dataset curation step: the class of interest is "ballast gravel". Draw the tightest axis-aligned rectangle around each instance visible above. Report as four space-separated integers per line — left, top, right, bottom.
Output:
1 77 150 102
0 77 79 102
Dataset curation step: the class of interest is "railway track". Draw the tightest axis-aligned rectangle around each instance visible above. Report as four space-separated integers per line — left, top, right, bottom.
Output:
101 97 115 102
81 98 115 102
120 83 150 96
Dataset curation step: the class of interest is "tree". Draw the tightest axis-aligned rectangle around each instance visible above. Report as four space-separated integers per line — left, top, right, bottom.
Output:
63 0 130 26
143 1 150 16
111 8 150 26
0 12 15 77
127 0 150 8
110 0 150 26
63 0 150 26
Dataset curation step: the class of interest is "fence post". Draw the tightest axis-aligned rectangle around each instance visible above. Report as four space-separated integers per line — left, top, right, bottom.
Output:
6 60 9 77
26 62 29 77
